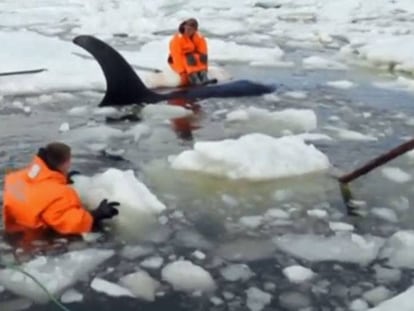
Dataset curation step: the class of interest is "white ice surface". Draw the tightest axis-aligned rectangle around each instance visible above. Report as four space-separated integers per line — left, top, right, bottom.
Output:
119 271 160 302
71 168 166 229
273 233 384 265
161 260 216 293
91 277 135 298
225 107 318 133
381 167 412 183
368 286 414 311
326 80 355 89
0 249 114 303
220 264 254 282
378 230 414 269
282 265 315 283
169 133 330 181
245 287 272 311
1 0 414 97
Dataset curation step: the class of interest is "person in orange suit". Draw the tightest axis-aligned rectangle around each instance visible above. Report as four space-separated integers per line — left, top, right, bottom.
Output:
168 18 210 86
2 142 120 236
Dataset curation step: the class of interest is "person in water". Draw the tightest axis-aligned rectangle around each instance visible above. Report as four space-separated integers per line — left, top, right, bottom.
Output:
2 142 120 236
168 18 210 86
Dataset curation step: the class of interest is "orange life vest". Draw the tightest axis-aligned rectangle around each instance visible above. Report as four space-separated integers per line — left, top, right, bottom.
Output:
168 31 208 85
2 156 93 235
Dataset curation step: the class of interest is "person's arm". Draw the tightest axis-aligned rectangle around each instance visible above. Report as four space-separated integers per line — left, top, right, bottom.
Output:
41 187 93 234
170 37 187 74
195 34 208 65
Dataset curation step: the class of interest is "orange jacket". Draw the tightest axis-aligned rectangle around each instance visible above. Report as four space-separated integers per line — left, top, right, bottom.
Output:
168 31 208 78
2 156 93 235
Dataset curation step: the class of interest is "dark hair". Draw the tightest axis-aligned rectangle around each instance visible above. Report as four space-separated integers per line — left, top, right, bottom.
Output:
179 18 198 33
185 18 198 29
37 142 71 171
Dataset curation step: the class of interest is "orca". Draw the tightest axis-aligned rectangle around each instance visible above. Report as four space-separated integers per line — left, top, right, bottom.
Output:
72 35 276 107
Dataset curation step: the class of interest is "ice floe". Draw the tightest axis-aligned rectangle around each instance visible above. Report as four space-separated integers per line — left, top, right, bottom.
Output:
169 133 330 181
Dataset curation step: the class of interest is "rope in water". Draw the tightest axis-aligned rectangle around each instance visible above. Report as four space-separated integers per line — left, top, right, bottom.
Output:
0 260 72 311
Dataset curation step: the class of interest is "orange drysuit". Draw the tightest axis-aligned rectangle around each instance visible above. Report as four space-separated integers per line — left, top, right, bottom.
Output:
168 32 208 85
2 156 93 235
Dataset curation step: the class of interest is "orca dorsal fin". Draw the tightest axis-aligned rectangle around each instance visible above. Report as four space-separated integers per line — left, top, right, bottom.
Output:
73 35 161 106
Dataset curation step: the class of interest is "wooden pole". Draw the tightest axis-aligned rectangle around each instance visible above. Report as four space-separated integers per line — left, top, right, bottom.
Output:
339 138 414 184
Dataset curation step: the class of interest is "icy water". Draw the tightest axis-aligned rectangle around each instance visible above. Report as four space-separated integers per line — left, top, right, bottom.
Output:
2 58 414 310
2 1 414 309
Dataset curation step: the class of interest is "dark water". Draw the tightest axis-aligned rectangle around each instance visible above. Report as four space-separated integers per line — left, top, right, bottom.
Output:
1 61 414 311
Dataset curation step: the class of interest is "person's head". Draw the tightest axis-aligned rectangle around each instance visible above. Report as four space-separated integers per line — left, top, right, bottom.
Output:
37 142 72 175
182 18 198 37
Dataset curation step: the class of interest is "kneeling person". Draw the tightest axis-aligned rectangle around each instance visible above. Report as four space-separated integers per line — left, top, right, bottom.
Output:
2 142 119 235
168 18 210 86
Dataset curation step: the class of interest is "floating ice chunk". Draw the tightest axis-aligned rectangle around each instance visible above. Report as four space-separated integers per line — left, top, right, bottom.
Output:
120 245 154 260
264 208 290 220
161 260 216 293
283 91 308 99
282 265 315 283
245 287 272 311
263 93 281 103
0 249 114 303
239 216 263 229
279 291 311 310
273 233 384 265
368 286 414 311
221 194 239 207
329 221 355 232
363 286 392 306
216 239 277 262
303 56 347 70
209 38 284 64
91 277 134 298
374 265 401 284
71 168 166 230
140 256 164 270
125 123 151 142
68 106 89 116
60 125 126 148
223 291 235 300
272 189 294 202
220 264 254 282
294 133 334 142
371 208 398 223
226 107 317 133
325 126 377 141
173 229 213 250
93 107 119 116
119 270 160 302
169 134 330 181
210 296 224 306
192 250 206 261
350 299 369 311
0 298 32 311
350 35 414 76
379 230 414 269
60 289 83 304
381 167 412 183
142 104 193 120
59 122 70 132
307 209 328 219
327 80 355 89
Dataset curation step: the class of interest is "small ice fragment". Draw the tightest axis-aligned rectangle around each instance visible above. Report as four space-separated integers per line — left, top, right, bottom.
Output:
282 265 315 283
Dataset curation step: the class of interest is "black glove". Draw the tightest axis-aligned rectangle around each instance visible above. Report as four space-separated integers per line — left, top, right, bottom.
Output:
67 170 81 184
91 199 120 224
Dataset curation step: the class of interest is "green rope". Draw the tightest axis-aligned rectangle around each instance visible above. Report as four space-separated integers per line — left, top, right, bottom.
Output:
0 260 72 311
